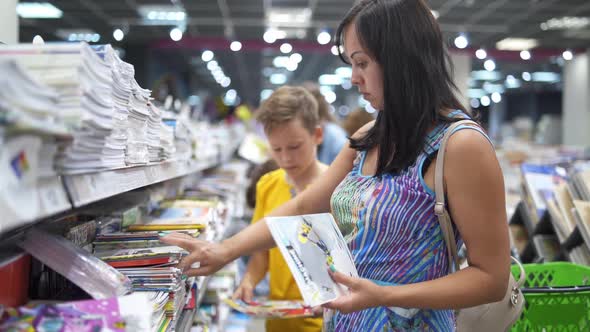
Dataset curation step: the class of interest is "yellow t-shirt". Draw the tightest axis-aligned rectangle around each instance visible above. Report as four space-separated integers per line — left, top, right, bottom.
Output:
252 169 322 332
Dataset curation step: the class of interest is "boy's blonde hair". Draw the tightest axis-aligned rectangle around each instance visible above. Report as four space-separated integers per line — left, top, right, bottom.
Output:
257 86 319 134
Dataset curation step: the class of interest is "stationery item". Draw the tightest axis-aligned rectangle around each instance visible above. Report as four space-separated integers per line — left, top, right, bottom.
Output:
223 298 315 318
266 213 358 306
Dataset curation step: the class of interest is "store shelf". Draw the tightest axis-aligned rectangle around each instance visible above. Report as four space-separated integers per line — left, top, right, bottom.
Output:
1 176 72 236
64 157 218 208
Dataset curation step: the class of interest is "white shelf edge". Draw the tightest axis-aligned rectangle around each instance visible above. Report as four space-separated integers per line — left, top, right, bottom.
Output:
64 156 219 208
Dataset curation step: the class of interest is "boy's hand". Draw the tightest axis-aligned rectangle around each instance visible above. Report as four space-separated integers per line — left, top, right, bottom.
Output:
233 277 255 303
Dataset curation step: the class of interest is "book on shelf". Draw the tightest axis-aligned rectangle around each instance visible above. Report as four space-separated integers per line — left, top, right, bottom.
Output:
532 234 560 262
520 163 568 224
265 213 358 307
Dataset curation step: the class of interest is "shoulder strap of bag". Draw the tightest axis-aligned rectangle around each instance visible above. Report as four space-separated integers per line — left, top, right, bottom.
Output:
434 120 526 286
434 120 475 272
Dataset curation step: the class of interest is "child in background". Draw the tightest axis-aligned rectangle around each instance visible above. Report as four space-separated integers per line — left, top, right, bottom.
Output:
233 86 327 332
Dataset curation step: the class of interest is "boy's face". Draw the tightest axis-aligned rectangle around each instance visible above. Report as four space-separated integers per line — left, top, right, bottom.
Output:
266 118 322 180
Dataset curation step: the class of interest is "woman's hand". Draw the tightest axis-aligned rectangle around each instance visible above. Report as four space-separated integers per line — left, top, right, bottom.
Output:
322 270 385 314
160 232 231 276
232 276 256 303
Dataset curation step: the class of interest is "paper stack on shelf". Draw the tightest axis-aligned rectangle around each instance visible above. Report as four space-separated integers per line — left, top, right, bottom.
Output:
0 60 70 137
147 103 165 162
0 43 125 173
126 81 151 165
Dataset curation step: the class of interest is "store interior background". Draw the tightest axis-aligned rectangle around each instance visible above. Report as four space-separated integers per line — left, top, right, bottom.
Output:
3 0 589 146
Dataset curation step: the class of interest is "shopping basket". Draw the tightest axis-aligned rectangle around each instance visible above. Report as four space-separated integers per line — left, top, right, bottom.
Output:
510 262 590 331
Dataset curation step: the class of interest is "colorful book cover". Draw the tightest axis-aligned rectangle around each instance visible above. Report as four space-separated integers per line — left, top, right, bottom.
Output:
266 213 358 307
0 293 152 332
223 298 315 318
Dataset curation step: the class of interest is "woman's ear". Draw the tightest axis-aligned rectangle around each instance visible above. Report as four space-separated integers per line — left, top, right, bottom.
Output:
314 125 324 145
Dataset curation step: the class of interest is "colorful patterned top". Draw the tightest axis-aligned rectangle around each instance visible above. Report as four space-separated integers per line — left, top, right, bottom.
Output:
326 113 488 331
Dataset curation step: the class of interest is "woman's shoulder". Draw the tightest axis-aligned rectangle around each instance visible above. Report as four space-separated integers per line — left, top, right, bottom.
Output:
350 120 375 140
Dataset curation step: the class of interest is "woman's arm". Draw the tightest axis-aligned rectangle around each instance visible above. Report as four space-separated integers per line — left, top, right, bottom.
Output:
161 134 363 276
325 129 510 312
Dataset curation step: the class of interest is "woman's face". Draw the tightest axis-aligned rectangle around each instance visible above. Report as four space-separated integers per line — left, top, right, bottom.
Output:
344 22 384 111
266 118 322 180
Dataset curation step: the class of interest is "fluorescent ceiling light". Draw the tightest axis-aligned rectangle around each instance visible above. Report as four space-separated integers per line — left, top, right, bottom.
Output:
491 92 502 103
483 82 505 94
280 43 293 54
56 29 100 42
470 98 480 108
138 5 186 24
230 41 242 52
266 8 312 28
273 56 290 68
331 45 340 56
170 28 183 41
270 73 287 85
480 96 491 107
317 31 331 45
540 16 590 31
484 59 496 72
201 50 214 62
113 29 125 41
290 53 303 64
17 2 62 19
322 90 337 104
260 89 273 101
468 89 486 98
562 50 573 61
522 72 531 81
335 67 352 78
264 28 287 43
471 71 502 81
454 35 468 49
520 50 531 60
319 74 343 86
496 38 538 51
505 75 521 89
531 72 560 83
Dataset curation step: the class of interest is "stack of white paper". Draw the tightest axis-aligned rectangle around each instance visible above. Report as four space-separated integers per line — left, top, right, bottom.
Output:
0 43 122 173
126 80 151 165
147 103 164 162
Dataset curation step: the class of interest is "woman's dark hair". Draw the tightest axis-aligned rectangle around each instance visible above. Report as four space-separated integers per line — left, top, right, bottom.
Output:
335 0 469 176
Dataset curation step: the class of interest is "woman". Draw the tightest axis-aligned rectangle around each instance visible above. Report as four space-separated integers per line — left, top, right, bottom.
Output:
162 0 510 330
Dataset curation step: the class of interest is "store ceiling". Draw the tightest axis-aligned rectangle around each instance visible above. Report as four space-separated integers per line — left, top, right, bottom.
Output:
16 0 590 106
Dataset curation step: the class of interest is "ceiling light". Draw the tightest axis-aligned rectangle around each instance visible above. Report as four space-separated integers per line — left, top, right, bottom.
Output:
273 56 290 68
331 45 339 56
540 16 590 30
454 35 468 49
286 61 298 72
505 75 521 89
470 98 480 108
520 50 531 60
491 92 502 103
290 53 302 63
113 29 125 41
224 89 237 105
56 29 100 42
260 89 273 101
563 50 573 61
522 72 531 81
471 70 501 81
170 28 183 41
263 29 278 43
266 8 312 28
138 5 186 23
335 67 352 78
484 59 496 71
319 74 343 85
280 43 293 54
201 50 214 62
207 61 219 71
230 41 242 52
468 89 487 98
480 96 491 107
317 31 331 45
496 38 538 51
32 35 45 44
532 72 560 83
17 2 63 19
270 73 287 85
322 90 337 104
221 77 231 87
475 48 487 60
